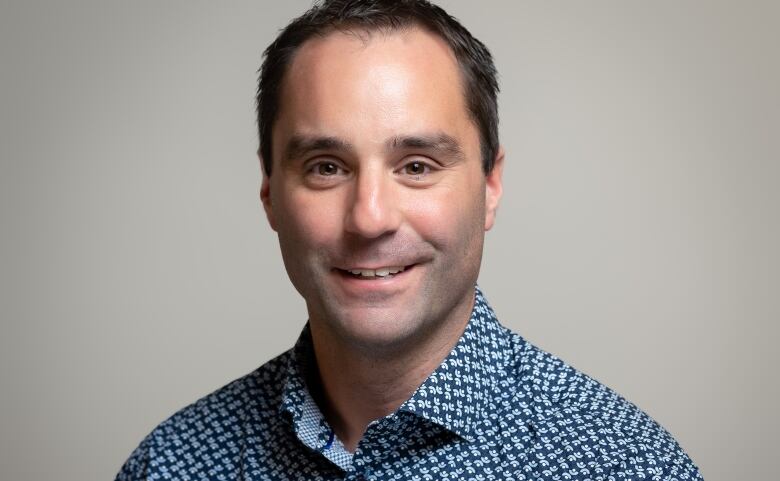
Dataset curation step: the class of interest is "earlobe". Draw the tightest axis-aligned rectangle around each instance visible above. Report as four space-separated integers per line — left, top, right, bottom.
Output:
259 155 278 232
484 146 505 231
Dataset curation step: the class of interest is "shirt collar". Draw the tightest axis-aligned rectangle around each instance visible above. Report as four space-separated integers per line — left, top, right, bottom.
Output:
279 323 315 425
279 327 355 470
397 286 510 442
279 286 511 446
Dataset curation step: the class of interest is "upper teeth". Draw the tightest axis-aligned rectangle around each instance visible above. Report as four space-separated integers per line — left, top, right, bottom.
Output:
347 266 405 278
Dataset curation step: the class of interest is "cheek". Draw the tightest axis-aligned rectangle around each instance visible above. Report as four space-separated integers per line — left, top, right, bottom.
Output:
277 190 344 248
405 185 485 250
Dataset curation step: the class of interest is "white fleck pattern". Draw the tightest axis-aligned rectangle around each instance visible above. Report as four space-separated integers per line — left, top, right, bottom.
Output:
116 287 702 480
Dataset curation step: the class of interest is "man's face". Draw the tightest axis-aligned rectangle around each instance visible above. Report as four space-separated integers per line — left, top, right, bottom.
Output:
261 28 503 353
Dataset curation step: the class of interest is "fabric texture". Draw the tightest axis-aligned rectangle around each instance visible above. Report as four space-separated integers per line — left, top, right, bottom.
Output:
116 288 703 480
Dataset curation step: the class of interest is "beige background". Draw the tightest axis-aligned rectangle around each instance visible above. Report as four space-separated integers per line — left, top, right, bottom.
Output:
1 1 778 480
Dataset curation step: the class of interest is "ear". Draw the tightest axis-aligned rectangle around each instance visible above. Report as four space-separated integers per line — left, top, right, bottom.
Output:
484 146 504 231
259 151 278 232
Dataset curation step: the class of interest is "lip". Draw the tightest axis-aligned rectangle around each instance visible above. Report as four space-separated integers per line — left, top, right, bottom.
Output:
334 263 416 278
335 261 417 271
331 263 418 296
337 263 413 273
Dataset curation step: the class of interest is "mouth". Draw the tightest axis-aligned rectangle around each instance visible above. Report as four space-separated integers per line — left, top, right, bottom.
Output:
335 264 415 280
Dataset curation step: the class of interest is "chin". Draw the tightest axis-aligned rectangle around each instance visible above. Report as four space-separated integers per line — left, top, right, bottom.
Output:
327 306 424 353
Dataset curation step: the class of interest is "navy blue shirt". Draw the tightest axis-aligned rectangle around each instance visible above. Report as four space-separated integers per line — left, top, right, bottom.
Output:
116 288 702 480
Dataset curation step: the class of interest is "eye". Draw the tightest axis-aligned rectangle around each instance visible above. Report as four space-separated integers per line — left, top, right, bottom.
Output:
303 159 348 188
403 161 430 177
316 161 340 176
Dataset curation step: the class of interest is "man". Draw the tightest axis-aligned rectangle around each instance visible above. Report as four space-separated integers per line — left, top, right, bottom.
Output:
117 1 702 479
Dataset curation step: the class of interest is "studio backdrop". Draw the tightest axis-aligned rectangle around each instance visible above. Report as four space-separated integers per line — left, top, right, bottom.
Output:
1 1 778 480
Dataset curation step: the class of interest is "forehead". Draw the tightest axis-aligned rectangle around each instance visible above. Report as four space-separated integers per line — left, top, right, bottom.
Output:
290 25 459 74
272 27 478 160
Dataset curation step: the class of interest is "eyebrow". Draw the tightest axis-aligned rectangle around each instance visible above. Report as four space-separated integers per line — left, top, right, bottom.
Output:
387 133 465 161
282 131 466 163
283 135 355 163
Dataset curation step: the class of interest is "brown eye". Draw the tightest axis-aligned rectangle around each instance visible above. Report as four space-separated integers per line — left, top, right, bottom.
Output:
317 162 339 176
404 161 428 176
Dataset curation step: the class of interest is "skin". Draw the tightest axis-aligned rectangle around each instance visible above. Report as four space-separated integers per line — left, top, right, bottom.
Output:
260 27 503 451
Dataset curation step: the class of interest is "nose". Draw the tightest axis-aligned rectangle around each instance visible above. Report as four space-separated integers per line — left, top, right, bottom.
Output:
344 167 401 239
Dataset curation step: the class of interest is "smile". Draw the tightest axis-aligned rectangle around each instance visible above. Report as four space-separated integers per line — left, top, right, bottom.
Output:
336 265 413 279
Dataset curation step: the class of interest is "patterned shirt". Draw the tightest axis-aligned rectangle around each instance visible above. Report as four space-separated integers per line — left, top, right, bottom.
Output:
116 288 703 480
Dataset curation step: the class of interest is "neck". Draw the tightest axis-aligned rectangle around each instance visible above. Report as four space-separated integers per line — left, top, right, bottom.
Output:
308 296 474 452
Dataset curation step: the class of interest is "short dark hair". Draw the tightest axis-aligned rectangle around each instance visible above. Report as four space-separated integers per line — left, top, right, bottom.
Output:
256 0 500 176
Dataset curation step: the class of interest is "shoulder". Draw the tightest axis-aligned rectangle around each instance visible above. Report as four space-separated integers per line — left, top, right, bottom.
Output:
499 333 703 480
115 350 291 481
